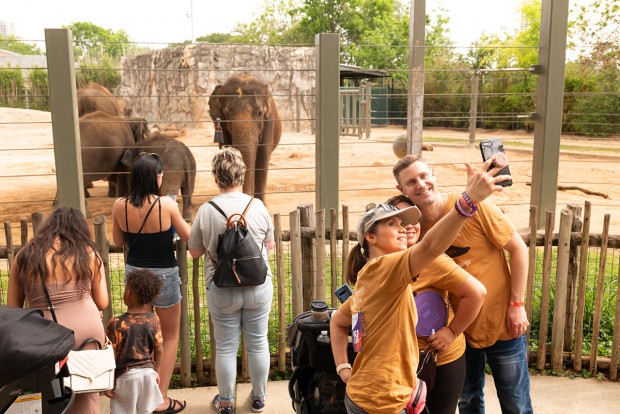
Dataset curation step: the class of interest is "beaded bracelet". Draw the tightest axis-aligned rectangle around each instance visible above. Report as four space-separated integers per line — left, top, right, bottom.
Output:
454 198 475 218
461 192 479 212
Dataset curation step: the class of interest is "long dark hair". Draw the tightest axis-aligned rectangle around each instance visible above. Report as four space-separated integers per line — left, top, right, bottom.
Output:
15 206 104 288
127 152 163 207
345 221 379 285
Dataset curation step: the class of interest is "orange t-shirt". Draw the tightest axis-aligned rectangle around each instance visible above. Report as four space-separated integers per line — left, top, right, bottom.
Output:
420 194 515 348
414 254 469 365
338 247 419 414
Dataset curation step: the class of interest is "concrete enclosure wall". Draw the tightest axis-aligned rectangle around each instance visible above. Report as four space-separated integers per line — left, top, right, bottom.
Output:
117 43 316 133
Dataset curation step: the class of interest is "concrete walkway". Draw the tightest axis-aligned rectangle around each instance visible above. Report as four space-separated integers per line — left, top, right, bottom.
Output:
99 374 620 413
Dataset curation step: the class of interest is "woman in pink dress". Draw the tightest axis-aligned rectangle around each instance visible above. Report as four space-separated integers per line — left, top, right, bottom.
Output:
8 206 109 414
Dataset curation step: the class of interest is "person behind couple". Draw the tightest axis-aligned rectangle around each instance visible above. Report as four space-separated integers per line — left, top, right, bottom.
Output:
105 269 164 414
7 206 108 414
385 194 486 414
188 147 274 414
393 154 532 414
112 152 191 414
330 157 506 414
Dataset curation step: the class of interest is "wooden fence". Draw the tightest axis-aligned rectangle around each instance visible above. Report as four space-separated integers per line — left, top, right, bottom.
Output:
2 201 620 386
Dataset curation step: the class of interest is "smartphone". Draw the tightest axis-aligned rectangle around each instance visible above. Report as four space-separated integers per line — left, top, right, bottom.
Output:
479 139 512 187
335 284 353 304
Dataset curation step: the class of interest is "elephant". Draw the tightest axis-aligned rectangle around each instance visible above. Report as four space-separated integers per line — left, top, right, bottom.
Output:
208 74 282 202
119 134 196 220
77 82 121 117
79 111 149 197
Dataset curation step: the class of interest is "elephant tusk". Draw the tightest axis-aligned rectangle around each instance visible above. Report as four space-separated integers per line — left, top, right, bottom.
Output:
236 87 243 97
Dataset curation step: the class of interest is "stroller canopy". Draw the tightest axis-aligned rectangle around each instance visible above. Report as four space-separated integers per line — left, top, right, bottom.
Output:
0 306 74 388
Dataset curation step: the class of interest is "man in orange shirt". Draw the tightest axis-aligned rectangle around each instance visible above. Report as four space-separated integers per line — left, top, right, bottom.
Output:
393 155 533 414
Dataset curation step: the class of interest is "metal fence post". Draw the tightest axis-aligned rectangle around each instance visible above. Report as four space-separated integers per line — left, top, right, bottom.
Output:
44 28 85 213
315 33 340 217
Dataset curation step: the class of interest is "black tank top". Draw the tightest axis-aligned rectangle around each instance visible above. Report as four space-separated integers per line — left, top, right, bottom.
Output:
123 197 177 268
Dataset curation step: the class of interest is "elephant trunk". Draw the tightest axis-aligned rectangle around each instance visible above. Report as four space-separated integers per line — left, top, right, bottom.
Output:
227 116 260 197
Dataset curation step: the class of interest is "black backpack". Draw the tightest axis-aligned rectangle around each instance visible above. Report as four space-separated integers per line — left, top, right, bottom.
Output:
208 198 268 287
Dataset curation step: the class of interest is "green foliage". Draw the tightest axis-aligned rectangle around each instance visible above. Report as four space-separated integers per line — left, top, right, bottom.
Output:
63 22 132 62
28 68 50 111
0 67 26 108
0 35 42 55
196 33 242 44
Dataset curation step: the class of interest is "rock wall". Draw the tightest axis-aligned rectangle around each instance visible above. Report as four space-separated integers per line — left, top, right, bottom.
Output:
117 44 316 133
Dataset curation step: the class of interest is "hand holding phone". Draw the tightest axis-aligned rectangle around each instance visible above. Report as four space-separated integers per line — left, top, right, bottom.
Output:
479 139 512 187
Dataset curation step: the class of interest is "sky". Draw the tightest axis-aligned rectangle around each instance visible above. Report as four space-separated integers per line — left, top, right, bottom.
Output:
2 0 531 48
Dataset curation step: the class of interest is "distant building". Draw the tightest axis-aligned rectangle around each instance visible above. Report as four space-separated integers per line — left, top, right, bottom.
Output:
0 21 15 37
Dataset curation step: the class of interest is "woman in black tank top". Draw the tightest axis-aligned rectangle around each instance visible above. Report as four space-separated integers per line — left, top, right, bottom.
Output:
111 152 191 414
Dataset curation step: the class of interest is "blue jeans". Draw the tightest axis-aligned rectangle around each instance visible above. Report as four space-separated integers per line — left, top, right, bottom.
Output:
459 335 533 414
207 278 273 403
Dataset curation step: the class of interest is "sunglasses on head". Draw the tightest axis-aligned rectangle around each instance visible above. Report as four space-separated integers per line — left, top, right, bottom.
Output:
377 203 399 212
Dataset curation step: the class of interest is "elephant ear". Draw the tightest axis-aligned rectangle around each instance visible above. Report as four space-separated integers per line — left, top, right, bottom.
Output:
208 85 224 121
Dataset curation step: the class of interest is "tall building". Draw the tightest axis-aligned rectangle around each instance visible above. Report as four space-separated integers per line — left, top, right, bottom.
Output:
0 21 15 37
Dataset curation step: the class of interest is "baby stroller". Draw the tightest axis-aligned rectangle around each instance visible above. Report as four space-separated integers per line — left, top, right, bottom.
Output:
286 309 356 414
0 306 75 414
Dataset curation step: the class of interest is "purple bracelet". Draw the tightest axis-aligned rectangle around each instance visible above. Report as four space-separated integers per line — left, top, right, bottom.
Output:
461 192 478 211
455 198 475 218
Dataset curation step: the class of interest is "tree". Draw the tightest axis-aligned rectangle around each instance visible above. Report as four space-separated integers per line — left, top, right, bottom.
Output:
0 35 42 55
63 22 132 62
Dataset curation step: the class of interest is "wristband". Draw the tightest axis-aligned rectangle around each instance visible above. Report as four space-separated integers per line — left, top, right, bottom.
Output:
461 192 479 211
336 363 352 375
454 199 475 218
446 325 458 338
509 301 525 307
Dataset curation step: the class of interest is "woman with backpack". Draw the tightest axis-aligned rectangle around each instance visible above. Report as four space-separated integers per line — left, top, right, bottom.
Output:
189 147 274 414
330 156 508 414
111 152 191 414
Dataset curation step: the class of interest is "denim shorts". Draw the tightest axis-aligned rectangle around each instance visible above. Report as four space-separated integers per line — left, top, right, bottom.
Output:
125 264 182 308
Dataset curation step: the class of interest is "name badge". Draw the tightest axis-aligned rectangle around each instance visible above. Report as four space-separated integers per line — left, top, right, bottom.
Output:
352 312 364 352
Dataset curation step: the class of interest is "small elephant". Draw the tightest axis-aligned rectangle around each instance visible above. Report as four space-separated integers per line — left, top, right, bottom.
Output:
77 82 121 117
80 111 149 197
119 134 196 220
208 74 282 202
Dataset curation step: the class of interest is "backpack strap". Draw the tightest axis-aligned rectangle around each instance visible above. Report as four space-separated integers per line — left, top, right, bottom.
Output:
208 200 228 220
240 197 255 220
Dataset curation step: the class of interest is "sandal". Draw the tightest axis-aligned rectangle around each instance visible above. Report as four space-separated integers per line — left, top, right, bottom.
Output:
153 397 187 414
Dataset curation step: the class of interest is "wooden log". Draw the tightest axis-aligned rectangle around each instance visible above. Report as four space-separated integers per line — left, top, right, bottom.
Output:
537 211 554 370
342 205 349 284
93 215 112 326
4 222 14 270
274 214 287 372
551 209 572 371
590 214 610 375
526 205 537 344
564 204 582 351
573 201 591 371
31 212 44 235
192 257 204 385
609 247 620 380
298 204 315 312
176 241 191 387
20 217 28 247
290 209 303 317
315 209 326 302
329 209 338 307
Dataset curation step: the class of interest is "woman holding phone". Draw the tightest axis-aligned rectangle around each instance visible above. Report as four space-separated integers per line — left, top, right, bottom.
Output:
330 157 508 414
112 152 191 414
385 194 486 414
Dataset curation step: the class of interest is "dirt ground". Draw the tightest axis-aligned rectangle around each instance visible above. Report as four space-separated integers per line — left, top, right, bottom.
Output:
2 107 620 243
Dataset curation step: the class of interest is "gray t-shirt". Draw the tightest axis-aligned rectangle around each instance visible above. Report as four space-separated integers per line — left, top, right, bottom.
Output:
188 191 274 287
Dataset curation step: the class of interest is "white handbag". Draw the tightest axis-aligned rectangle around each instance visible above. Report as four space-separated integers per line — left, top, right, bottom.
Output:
66 337 116 394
